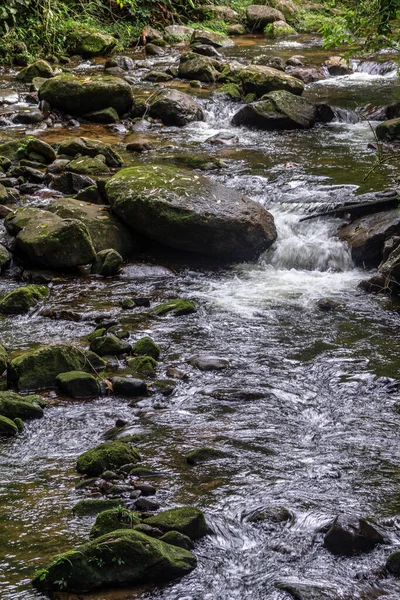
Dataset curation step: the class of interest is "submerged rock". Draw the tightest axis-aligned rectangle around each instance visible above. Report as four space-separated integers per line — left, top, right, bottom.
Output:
105 165 277 261
77 440 140 476
324 515 385 556
56 370 100 398
32 529 196 593
0 285 49 315
189 355 229 371
186 447 229 465
153 299 196 317
148 89 204 126
232 90 316 129
111 377 147 397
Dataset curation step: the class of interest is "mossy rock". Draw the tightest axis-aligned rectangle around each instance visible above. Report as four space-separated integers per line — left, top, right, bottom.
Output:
178 53 222 83
57 137 123 167
376 118 400 142
89 334 131 357
160 154 226 171
153 299 196 317
0 391 44 420
16 60 54 83
67 156 110 175
83 107 119 123
0 285 49 315
144 507 208 539
186 447 229 465
14 417 24 432
73 498 123 517
387 550 400 575
216 83 243 100
148 88 204 126
0 245 10 269
0 415 19 436
77 441 141 476
220 63 304 98
132 337 160 360
0 138 29 161
90 507 140 538
91 249 123 277
264 21 296 38
191 29 234 48
126 356 157 378
160 530 194 550
9 343 106 391
67 30 117 57
56 370 100 398
32 529 196 593
164 25 195 42
0 344 7 374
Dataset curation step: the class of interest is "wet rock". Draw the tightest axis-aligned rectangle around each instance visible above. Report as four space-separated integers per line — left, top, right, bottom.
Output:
160 154 227 170
277 580 340 600
0 285 49 315
5 207 96 269
288 67 327 84
145 43 164 56
221 63 304 98
153 299 196 317
0 245 10 268
8 344 106 391
269 0 299 24
144 507 208 539
26 138 56 164
132 337 160 360
191 29 234 48
178 53 222 83
358 273 387 294
323 56 353 76
0 345 7 374
148 88 204 126
9 165 45 183
324 515 385 556
316 297 342 311
247 505 292 523
246 5 286 31
160 530 194 550
376 117 400 142
105 55 134 71
206 131 239 145
0 415 19 437
189 355 229 371
386 550 400 575
83 107 119 123
90 334 131 357
126 356 157 378
164 25 195 42
105 165 277 261
0 391 44 420
133 483 156 496
56 370 100 398
77 441 140 477
73 498 123 516
186 447 229 465
12 108 45 124
126 139 155 153
143 71 173 83
57 136 123 167
286 56 304 67
16 60 54 83
90 507 140 538
111 377 147 397
265 20 296 38
67 155 110 175
151 379 176 396
67 30 117 57
32 529 196 594
192 44 221 58
253 55 285 71
232 90 316 130
135 497 160 511
50 172 96 194
39 74 133 116
338 210 400 267
91 249 123 277
75 185 103 203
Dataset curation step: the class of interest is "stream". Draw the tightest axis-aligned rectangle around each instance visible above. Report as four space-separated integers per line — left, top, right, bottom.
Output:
1 33 400 600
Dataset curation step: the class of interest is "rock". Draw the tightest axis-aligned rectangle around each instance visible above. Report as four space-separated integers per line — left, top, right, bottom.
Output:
73 498 124 516
387 550 400 575
26 138 56 163
358 274 387 294
232 90 315 130
126 356 157 378
247 505 292 523
178 53 222 83
111 377 147 397
153 299 196 317
67 156 110 175
142 26 164 43
186 447 228 465
90 334 130 357
160 531 194 551
144 507 208 539
90 507 140 538
0 391 44 420
246 5 286 31
189 355 229 371
8 343 106 391
288 66 327 84
0 245 10 269
126 140 155 153
16 60 54 83
221 63 304 98
323 56 352 76
50 172 95 194
264 20 296 38
151 379 176 396
228 24 246 35
380 243 400 280
269 0 299 24
277 580 339 600
160 154 227 170
316 298 342 311
324 515 385 556
338 210 400 267
12 108 45 125
5 207 96 269
253 55 285 71
164 25 195 42
39 74 133 116
286 56 303 67
83 107 119 123
0 415 19 437
105 55 135 71
197 5 240 23
376 117 400 141
190 29 234 48
145 43 164 56
48 198 134 257
143 71 173 83
92 249 123 277
0 285 49 315
0 345 7 374
56 370 100 398
135 497 160 511
32 529 196 594
67 30 117 57
132 337 160 360
148 89 204 126
57 137 123 167
192 44 221 58
77 441 140 476
105 165 277 261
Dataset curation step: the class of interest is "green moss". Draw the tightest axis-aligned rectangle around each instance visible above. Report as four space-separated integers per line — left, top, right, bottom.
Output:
144 507 208 539
264 22 296 38
153 299 196 317
0 344 7 374
56 370 100 398
160 531 194 551
0 391 44 420
73 499 123 517
14 417 24 432
58 137 123 168
67 29 117 57
89 334 130 357
126 356 157 378
186 447 229 465
68 156 110 175
0 414 19 436
76 441 141 476
216 83 243 100
132 337 160 360
0 285 49 315
90 507 140 538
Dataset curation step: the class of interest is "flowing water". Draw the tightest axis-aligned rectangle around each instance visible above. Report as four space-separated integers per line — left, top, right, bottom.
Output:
0 34 400 600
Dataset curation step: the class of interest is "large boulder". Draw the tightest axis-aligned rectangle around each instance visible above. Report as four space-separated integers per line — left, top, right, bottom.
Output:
190 29 235 48
148 89 204 126
178 53 223 83
32 529 196 594
105 165 277 261
268 0 299 24
144 507 208 539
8 343 106 391
90 507 141 538
197 5 241 23
164 25 195 42
220 63 304 98
338 210 400 267
5 207 96 269
39 74 133 116
67 29 117 57
77 440 140 476
246 5 286 31
57 137 123 168
232 90 316 129
47 198 134 257
0 285 49 315
376 117 400 141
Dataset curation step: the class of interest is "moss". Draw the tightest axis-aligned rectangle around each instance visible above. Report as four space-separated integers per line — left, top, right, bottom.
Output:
132 337 160 360
264 22 296 38
160 531 194 551
216 83 243 100
0 391 44 420
56 370 100 398
90 507 140 538
0 344 7 374
0 285 49 315
0 414 19 436
16 59 54 82
84 107 119 124
9 344 106 392
160 154 227 171
144 507 208 539
73 499 123 517
153 299 196 317
57 137 123 168
67 29 117 57
129 466 157 476
89 334 130 357
87 328 106 343
151 379 176 396
76 441 141 476
91 249 123 277
186 447 229 465
126 356 157 378
68 156 110 175
14 417 24 432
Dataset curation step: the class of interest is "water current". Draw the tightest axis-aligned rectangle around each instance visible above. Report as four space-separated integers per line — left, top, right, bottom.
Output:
0 34 400 600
